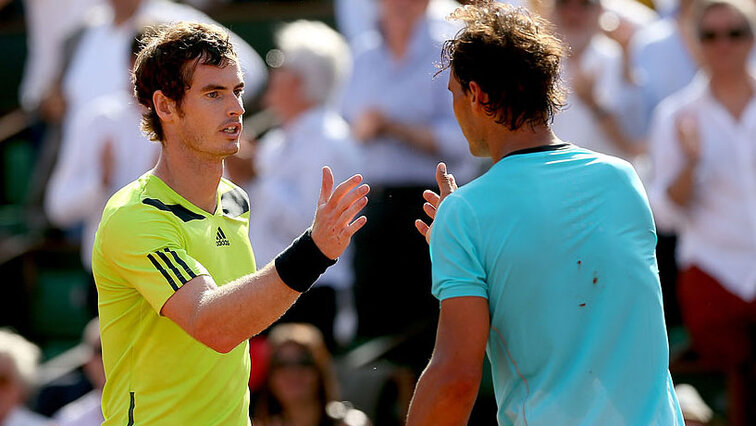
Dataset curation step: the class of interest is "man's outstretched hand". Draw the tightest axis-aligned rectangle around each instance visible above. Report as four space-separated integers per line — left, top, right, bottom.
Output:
311 166 370 259
415 162 457 244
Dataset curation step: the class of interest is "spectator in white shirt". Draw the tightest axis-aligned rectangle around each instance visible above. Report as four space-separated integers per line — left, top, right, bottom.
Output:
45 32 159 274
238 21 360 350
648 0 756 423
19 0 102 112
338 0 475 372
547 0 646 165
334 0 461 44
59 0 266 150
0 330 49 426
629 0 700 135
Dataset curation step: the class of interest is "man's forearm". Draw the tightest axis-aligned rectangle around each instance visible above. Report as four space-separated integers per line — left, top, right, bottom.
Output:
667 163 697 207
172 263 301 353
406 362 480 426
384 121 439 155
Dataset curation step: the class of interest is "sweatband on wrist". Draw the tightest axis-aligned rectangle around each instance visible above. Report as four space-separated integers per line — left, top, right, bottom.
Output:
275 228 337 293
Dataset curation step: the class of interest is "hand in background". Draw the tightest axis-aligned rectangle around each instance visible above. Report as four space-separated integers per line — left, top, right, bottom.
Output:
415 162 457 244
676 113 701 166
311 167 370 259
101 139 115 188
352 108 387 142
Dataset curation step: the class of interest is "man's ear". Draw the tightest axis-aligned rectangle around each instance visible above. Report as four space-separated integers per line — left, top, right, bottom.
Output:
153 90 177 123
468 81 489 110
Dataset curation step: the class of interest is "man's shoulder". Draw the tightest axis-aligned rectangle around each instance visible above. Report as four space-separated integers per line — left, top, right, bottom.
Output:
656 74 708 113
571 147 637 178
100 174 189 235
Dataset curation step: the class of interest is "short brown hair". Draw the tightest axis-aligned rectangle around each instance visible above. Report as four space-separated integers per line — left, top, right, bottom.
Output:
132 22 238 142
440 1 567 130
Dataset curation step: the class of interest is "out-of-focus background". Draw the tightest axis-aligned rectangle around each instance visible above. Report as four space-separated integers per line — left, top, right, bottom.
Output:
0 0 754 424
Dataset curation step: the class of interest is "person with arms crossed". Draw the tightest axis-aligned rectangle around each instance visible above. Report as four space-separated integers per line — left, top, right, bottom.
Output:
406 2 683 425
91 22 369 425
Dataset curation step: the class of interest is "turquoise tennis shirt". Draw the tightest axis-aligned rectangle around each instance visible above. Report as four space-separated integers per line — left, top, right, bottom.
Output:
430 144 683 425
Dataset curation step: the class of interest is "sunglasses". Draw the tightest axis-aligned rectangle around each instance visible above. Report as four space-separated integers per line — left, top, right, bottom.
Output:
271 355 316 370
555 0 599 9
698 26 752 42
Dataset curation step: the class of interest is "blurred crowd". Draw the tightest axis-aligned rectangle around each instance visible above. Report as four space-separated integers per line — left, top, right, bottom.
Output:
0 0 755 424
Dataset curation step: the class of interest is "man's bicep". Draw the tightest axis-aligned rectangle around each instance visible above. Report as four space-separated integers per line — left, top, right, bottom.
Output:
434 296 490 369
160 274 216 335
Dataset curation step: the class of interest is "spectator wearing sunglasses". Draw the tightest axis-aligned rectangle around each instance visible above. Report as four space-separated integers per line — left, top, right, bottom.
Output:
252 323 367 426
648 0 756 424
547 0 646 161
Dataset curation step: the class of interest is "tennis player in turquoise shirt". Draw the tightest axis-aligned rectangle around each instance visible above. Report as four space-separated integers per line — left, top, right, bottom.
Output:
406 2 684 425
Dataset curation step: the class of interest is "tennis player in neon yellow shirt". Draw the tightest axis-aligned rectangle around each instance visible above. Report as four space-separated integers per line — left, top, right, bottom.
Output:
91 22 369 425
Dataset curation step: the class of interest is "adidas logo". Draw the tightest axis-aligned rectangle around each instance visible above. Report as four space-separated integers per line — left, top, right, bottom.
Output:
216 227 230 247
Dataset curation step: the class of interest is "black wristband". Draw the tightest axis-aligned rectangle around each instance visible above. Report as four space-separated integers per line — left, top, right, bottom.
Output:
275 228 337 293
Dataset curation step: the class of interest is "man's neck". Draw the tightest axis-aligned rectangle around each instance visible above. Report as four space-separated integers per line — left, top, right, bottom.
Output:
709 71 755 120
710 70 754 95
488 125 561 163
152 143 224 214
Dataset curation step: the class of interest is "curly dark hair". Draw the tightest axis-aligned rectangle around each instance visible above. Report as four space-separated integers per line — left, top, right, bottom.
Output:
132 22 238 142
440 0 567 130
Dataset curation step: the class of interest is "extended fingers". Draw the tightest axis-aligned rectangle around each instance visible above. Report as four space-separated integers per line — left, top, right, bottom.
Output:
329 183 370 217
318 167 335 206
435 162 457 199
328 174 364 205
341 215 368 240
423 190 440 207
423 202 436 220
415 219 431 244
335 193 369 229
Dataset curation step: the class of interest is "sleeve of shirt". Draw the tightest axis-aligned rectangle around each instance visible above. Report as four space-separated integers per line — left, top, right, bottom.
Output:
647 99 690 232
45 104 109 227
430 194 488 302
98 208 210 314
594 44 643 123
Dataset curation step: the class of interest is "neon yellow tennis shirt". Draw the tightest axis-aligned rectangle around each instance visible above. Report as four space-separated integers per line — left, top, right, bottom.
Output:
92 173 256 425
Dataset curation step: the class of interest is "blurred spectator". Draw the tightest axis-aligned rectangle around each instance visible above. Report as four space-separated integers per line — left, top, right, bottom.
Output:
57 0 267 147
52 319 104 426
334 0 461 44
253 323 369 426
547 0 647 161
655 0 682 19
628 0 701 329
238 20 360 351
648 0 756 423
45 31 159 274
0 330 49 426
338 0 475 371
629 0 700 136
19 0 103 112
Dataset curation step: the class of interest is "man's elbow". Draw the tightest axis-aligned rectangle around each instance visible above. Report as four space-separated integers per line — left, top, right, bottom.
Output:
194 327 238 354
191 313 241 354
